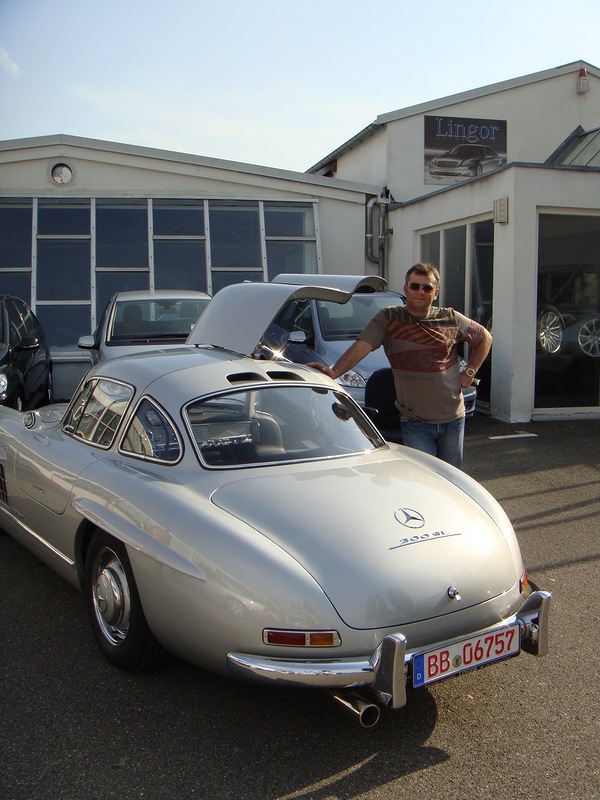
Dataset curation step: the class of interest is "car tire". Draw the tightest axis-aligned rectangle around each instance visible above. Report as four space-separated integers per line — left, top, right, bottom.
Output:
84 530 167 671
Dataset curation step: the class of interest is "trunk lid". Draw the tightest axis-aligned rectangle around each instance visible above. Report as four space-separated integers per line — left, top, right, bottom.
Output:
211 456 517 629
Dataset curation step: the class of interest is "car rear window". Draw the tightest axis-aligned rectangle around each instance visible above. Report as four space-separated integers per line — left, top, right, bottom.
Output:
185 385 384 468
109 298 210 342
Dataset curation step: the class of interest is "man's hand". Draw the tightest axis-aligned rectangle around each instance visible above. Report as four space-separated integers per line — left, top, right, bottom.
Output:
307 361 335 378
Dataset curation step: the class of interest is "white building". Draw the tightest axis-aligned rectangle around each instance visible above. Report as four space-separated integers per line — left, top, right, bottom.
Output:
1 60 598 420
0 135 380 396
309 60 600 422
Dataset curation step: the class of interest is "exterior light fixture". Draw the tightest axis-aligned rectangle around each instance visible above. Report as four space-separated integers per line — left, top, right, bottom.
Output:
493 197 509 224
577 68 590 95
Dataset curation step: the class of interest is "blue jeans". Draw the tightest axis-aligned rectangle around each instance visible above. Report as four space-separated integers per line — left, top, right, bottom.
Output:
400 417 465 470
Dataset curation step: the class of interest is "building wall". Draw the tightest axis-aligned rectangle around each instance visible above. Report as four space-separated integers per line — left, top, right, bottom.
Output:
332 64 600 202
0 136 380 351
383 165 600 421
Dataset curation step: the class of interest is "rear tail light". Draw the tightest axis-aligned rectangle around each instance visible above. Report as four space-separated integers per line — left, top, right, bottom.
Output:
263 629 341 647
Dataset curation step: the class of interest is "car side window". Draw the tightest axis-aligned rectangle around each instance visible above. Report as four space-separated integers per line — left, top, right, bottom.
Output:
13 298 38 337
63 379 133 448
121 398 181 463
273 301 298 334
291 303 314 338
7 300 25 344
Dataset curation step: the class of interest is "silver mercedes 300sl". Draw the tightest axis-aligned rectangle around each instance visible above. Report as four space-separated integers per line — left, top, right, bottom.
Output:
0 280 550 727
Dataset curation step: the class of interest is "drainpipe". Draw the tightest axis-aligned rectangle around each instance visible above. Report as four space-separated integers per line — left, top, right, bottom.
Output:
366 188 393 278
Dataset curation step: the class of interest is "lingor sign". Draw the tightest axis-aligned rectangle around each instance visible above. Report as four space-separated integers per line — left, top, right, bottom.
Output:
424 115 507 185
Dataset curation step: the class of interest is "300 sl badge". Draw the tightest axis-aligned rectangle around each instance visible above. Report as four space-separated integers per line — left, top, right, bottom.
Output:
390 530 462 549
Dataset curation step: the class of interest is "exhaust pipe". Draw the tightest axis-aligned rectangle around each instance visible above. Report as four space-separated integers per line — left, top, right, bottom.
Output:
330 691 381 728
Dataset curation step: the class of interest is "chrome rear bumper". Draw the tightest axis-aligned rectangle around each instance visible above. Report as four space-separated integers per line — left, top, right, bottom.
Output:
227 590 551 709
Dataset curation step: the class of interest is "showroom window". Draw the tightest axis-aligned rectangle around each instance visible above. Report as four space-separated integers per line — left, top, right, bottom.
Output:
36 199 92 347
420 231 440 270
444 226 467 314
420 219 494 402
0 201 33 301
419 222 492 318
264 202 318 280
209 201 263 292
535 214 600 409
0 198 320 348
153 200 206 292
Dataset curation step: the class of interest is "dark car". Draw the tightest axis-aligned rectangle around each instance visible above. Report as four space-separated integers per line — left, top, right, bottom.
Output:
0 295 52 410
429 144 503 178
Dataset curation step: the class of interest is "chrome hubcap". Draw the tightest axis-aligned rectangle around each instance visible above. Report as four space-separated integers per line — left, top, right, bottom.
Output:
92 549 131 646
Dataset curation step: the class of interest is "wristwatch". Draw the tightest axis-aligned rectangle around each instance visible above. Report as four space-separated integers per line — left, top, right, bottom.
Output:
465 367 477 378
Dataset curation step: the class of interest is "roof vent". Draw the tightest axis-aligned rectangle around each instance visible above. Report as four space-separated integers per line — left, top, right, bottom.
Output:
227 372 267 385
265 371 305 382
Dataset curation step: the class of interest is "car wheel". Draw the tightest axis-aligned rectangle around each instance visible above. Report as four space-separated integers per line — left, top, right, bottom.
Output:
577 318 600 357
537 306 564 354
84 530 166 671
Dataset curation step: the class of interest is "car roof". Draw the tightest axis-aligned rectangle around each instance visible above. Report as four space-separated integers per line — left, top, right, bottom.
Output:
89 345 332 402
113 289 211 302
187 274 386 354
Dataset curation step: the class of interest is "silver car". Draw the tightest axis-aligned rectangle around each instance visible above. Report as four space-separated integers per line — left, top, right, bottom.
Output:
78 289 211 364
0 280 550 727
429 144 504 178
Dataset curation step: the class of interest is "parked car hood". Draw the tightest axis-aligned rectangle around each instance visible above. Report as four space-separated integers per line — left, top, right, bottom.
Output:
187 276 385 355
210 455 517 629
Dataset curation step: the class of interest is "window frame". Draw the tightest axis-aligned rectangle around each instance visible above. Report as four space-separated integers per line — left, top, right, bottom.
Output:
119 396 183 464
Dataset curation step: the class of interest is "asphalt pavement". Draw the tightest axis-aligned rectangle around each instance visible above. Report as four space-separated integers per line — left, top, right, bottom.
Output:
0 413 598 800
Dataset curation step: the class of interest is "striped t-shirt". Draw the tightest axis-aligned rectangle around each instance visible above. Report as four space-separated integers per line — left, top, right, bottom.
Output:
359 306 486 423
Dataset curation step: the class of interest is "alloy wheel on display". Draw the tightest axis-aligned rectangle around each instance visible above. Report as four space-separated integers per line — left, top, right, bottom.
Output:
577 318 600 357
537 308 564 354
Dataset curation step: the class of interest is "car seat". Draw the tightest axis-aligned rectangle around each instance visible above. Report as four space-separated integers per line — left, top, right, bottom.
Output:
364 368 403 442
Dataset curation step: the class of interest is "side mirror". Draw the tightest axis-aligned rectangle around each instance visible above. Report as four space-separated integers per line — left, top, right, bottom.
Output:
78 335 97 351
16 336 40 351
287 331 307 344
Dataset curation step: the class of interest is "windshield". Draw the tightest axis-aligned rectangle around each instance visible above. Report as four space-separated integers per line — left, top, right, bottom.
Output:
185 385 384 468
108 298 210 342
317 292 404 340
447 145 484 158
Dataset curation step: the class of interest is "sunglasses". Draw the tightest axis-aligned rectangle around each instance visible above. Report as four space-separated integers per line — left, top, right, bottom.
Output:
407 282 435 293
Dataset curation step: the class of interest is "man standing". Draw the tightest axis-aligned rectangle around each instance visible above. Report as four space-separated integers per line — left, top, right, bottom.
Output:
309 263 492 469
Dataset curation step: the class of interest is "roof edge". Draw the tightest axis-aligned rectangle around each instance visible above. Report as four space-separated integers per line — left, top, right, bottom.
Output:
306 60 600 174
376 60 600 125
0 133 380 195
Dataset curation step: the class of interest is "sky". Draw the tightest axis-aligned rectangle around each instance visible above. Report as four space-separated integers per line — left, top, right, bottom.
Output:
1 0 599 173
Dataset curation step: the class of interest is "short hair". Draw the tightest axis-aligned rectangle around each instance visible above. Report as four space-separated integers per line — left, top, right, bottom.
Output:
405 263 440 286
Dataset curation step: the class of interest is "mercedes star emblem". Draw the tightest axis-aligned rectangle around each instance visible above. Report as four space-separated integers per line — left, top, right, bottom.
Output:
394 508 425 528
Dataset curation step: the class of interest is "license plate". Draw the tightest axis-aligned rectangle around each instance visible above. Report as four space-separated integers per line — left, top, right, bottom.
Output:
412 623 521 687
